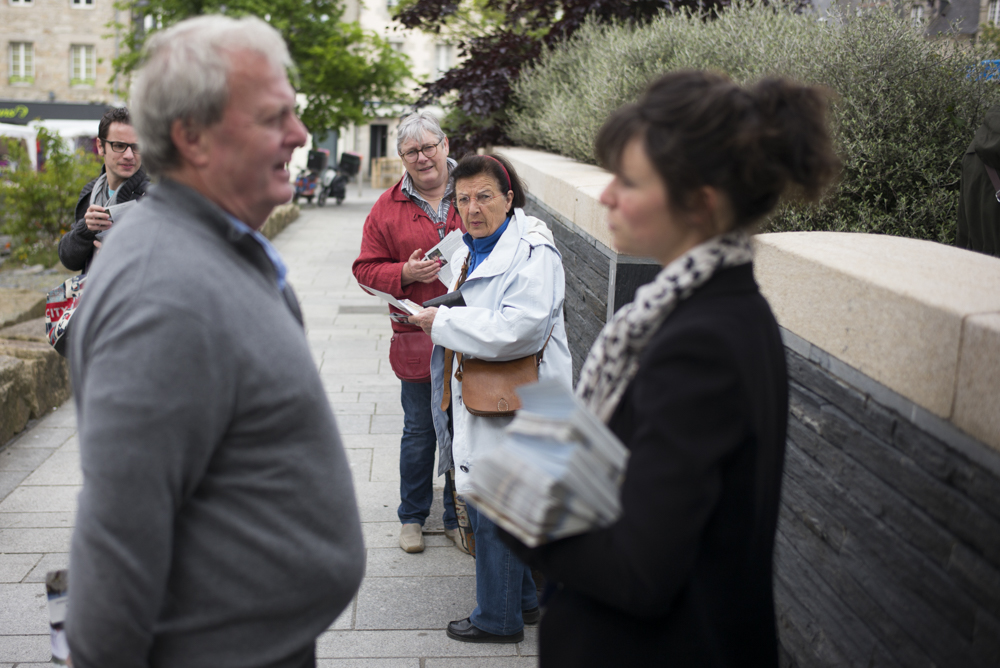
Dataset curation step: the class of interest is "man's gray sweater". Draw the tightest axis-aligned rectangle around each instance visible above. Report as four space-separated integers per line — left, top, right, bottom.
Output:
66 179 365 668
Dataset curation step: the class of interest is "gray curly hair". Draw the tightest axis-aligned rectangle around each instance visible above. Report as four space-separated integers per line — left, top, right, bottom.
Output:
131 15 294 176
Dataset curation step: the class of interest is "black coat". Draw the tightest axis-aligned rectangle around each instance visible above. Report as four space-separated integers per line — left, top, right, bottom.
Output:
58 166 149 273
518 263 788 667
957 104 1000 256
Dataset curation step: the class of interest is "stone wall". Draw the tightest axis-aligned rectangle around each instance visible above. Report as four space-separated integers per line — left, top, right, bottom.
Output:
497 146 1000 668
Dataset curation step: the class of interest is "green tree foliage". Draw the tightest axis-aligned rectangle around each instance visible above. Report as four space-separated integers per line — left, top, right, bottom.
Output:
393 0 670 156
111 0 411 135
509 2 1000 244
0 129 101 262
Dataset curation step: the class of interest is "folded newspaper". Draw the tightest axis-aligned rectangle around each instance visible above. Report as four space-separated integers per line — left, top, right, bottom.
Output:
466 379 629 547
358 230 467 314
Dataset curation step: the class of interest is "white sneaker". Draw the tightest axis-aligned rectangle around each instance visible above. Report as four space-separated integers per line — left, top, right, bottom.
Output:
399 523 425 553
445 527 471 555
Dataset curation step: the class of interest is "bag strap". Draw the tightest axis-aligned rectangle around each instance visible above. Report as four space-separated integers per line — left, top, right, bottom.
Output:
440 259 471 411
986 164 1000 203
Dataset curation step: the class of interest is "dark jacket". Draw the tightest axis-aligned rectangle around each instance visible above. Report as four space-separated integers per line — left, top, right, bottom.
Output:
957 104 1000 256
516 263 788 668
58 166 150 273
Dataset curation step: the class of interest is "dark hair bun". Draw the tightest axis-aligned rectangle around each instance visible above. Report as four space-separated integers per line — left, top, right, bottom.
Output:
595 70 840 229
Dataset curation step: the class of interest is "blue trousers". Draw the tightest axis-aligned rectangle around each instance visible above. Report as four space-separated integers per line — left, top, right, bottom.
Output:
399 380 457 529
467 502 538 636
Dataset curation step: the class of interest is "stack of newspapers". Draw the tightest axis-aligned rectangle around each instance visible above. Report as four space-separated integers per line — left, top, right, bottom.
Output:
466 380 629 547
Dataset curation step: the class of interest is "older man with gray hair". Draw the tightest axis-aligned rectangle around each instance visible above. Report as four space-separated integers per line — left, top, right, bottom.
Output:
353 111 465 554
65 15 364 668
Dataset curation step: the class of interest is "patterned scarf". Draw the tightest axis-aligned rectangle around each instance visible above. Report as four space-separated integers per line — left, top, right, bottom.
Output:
576 231 755 423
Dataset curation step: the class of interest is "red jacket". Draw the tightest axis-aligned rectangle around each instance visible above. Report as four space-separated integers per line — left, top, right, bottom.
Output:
352 180 465 337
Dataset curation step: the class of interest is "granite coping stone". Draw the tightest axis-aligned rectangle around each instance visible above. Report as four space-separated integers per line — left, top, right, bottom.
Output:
502 146 1000 456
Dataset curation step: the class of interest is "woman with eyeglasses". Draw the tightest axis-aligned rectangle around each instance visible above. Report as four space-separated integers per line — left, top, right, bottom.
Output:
408 153 573 644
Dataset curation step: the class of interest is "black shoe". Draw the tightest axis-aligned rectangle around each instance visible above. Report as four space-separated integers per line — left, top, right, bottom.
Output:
522 606 540 625
446 618 523 643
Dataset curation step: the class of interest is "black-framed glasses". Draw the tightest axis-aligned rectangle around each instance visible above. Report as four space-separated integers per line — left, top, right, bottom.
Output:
102 140 140 154
400 139 443 163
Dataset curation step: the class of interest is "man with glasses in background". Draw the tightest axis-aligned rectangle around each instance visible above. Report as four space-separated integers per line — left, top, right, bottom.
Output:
353 111 466 554
59 106 149 274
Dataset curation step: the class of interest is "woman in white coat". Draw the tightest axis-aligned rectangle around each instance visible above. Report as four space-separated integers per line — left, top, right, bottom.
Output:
410 154 572 644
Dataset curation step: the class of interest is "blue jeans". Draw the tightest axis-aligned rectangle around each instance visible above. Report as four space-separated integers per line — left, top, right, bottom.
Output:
399 380 457 530
467 502 538 636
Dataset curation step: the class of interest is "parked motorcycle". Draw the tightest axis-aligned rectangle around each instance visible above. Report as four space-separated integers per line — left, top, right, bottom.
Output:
293 149 330 206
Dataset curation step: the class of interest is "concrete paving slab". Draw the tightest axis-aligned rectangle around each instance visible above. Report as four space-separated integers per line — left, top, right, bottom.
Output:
371 415 405 435
332 402 377 415
374 401 404 417
0 584 48 634
0 448 55 473
20 451 81 486
0 486 78 514
57 436 79 453
7 428 74 449
365 547 475 578
0 512 74 529
333 413 373 436
325 392 361 404
0 635 49 663
426 659 537 668
318 660 418 668
0 554 41 583
0 472 29 501
37 405 76 428
345 448 373 483
316 630 519 658
342 434 401 449
370 448 401 483
363 522 405 549
321 358 381 375
0 528 73 553
354 576 477 631
354 482 402 523
23 552 69 584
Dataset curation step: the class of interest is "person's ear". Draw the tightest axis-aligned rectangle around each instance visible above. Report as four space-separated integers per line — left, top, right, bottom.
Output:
441 136 449 158
505 189 513 211
170 118 211 169
687 186 731 235
96 138 105 157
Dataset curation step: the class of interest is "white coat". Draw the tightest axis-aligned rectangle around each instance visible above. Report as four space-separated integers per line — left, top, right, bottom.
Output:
430 207 573 494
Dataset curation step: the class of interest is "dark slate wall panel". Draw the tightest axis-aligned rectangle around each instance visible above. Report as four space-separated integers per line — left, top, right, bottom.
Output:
778 347 1000 668
523 198 609 383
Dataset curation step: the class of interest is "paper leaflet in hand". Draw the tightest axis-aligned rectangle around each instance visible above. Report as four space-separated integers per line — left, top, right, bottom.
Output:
423 229 465 288
465 379 629 547
356 283 422 315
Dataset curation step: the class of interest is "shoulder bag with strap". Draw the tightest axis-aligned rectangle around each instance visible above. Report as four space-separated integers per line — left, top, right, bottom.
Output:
440 259 555 417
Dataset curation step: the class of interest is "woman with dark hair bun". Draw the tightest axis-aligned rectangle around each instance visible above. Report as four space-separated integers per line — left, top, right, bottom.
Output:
408 153 573 644
501 70 840 666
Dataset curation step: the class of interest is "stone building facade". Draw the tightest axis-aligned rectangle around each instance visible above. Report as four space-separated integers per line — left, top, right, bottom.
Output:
1 0 127 105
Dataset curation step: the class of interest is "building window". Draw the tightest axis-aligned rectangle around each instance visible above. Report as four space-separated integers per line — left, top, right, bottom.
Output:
9 42 34 84
435 43 452 79
70 44 96 86
71 0 94 6
911 4 924 26
9 0 33 6
990 0 1000 25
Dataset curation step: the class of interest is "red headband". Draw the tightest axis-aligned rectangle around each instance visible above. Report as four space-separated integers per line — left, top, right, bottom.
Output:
486 155 511 192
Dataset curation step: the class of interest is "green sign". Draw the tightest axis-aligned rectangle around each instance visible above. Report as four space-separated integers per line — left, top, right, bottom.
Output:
0 105 29 121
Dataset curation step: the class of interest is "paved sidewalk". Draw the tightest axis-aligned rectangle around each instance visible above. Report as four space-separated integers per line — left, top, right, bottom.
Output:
0 188 538 667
